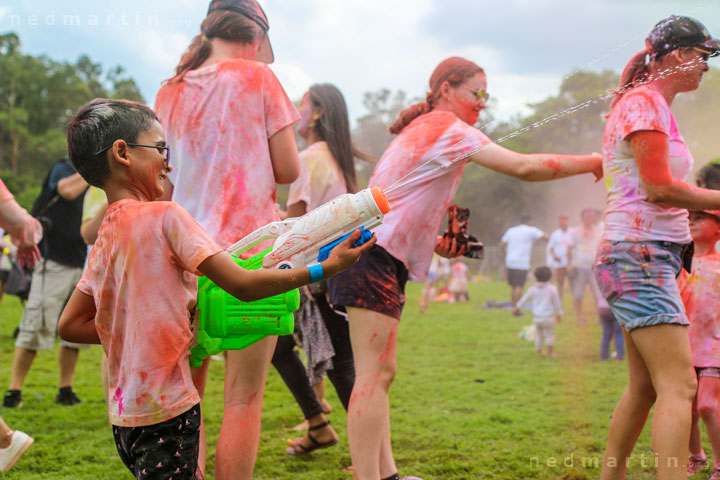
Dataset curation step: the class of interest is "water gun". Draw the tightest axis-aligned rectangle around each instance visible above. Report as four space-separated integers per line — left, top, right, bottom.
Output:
189 187 391 367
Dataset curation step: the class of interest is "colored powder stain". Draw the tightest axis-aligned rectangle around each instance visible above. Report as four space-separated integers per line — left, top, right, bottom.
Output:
248 392 258 404
369 333 378 344
139 371 148 382
113 387 124 416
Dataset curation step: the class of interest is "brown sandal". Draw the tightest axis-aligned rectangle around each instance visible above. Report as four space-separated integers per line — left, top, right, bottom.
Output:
285 420 338 456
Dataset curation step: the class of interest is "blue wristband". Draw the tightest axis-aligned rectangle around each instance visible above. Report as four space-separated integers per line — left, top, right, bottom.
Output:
308 264 324 283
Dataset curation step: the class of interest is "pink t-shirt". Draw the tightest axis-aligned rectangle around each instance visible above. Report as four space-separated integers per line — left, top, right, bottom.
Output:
77 200 223 427
679 252 720 368
155 59 300 251
602 86 693 243
369 111 490 281
287 141 347 211
449 261 469 293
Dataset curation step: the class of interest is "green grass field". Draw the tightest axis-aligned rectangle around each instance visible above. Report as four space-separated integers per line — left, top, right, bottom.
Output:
0 280 702 479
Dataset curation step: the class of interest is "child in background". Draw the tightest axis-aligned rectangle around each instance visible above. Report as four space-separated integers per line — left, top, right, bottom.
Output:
679 209 720 478
58 98 374 480
448 258 469 303
513 266 563 356
597 294 625 361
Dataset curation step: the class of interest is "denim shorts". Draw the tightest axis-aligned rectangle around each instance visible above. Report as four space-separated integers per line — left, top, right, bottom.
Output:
593 240 689 332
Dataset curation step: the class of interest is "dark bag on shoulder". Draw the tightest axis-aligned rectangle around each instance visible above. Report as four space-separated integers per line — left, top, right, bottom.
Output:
5 262 32 301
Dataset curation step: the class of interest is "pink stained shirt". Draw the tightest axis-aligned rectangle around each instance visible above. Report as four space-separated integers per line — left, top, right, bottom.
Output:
77 200 223 427
679 252 720 368
601 86 693 243
369 111 490 281
155 59 300 251
0 179 42 247
287 141 347 211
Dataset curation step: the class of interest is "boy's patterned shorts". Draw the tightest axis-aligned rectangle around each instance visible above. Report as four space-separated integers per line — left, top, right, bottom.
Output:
112 403 202 480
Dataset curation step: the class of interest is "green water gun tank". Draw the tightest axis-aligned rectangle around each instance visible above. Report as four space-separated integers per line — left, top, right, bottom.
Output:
189 247 299 368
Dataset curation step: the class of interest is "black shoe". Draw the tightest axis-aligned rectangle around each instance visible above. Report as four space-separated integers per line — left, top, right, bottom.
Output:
55 387 81 406
3 390 22 408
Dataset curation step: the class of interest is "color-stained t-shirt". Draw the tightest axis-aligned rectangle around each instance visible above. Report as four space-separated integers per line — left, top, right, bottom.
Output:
82 186 107 222
287 141 347 211
602 86 693 243
155 59 300 252
568 223 603 268
448 261 469 293
502 224 545 270
77 200 223 427
679 252 720 368
0 179 42 248
369 111 491 281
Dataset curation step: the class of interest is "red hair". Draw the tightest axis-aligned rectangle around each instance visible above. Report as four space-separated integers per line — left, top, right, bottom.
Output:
389 57 484 135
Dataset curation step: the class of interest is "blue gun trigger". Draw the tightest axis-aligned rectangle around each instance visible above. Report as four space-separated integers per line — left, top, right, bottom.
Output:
317 227 372 263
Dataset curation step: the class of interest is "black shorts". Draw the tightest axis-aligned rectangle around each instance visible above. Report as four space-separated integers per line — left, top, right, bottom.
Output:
328 245 409 320
507 268 528 287
112 403 202 480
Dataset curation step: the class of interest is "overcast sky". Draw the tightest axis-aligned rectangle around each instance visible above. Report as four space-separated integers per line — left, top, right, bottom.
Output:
2 1 719 126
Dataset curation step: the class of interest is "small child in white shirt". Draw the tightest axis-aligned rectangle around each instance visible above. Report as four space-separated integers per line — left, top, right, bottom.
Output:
513 266 563 356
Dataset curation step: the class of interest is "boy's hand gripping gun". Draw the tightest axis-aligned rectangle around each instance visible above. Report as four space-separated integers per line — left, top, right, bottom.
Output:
189 187 391 367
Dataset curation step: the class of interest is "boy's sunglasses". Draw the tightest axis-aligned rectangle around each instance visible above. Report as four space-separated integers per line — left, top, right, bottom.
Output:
94 143 170 167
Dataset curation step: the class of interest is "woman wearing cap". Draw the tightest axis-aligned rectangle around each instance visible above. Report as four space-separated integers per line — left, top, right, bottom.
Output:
155 1 300 478
327 56 602 480
593 15 720 480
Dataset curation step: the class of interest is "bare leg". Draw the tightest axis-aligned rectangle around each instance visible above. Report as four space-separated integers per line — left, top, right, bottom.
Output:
313 378 332 414
191 358 211 476
554 267 567 299
215 336 277 480
58 346 79 388
379 398 397 478
0 418 12 448
689 392 703 458
601 328 656 479
573 298 586 325
602 325 696 480
511 286 523 308
9 347 36 391
696 377 720 467
347 307 398 480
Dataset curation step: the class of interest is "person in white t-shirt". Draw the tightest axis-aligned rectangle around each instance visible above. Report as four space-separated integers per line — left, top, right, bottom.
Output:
501 215 547 311
546 215 572 299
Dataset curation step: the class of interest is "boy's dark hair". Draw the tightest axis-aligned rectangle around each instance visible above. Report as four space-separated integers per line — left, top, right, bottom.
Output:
520 215 532 224
66 98 159 187
534 266 552 282
697 162 720 190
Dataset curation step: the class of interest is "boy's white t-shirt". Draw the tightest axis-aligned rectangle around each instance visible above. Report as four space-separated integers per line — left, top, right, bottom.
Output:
155 59 300 251
369 111 491 282
602 86 693 243
77 200 223 427
517 282 563 318
502 224 545 270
